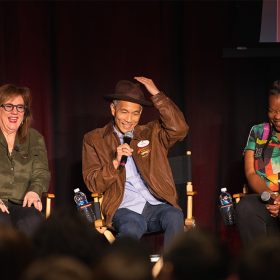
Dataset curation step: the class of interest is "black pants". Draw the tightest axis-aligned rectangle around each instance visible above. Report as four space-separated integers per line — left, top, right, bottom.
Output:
0 201 44 237
235 194 280 246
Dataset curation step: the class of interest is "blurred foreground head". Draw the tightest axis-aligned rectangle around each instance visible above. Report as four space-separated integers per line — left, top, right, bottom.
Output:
32 209 109 267
94 236 152 280
0 223 33 280
21 256 93 280
160 228 231 280
238 234 280 280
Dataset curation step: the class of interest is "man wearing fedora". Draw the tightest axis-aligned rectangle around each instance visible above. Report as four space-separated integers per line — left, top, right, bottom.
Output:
82 76 188 250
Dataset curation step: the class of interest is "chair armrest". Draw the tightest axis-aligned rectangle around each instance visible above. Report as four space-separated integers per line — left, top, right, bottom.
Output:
233 184 249 203
232 193 246 204
42 192 55 219
91 193 116 243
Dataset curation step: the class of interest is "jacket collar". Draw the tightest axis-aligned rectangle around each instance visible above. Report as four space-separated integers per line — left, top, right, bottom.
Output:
0 130 6 148
0 129 22 152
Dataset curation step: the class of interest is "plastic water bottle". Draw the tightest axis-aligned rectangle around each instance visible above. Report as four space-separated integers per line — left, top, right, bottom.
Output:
219 187 235 226
74 188 89 206
74 188 95 224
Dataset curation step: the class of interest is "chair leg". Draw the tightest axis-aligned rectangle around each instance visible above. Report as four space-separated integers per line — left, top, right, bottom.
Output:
185 182 197 230
95 225 116 244
45 193 55 219
104 230 116 244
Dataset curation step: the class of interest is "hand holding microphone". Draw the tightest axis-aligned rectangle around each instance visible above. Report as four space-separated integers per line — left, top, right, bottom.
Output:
119 131 133 168
261 191 278 204
261 191 280 217
113 131 133 170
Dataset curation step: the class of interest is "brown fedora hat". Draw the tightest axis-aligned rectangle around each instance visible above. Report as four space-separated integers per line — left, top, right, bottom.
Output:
104 80 153 107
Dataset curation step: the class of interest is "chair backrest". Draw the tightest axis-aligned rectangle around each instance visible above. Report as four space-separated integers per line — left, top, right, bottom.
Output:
168 153 191 184
168 151 197 230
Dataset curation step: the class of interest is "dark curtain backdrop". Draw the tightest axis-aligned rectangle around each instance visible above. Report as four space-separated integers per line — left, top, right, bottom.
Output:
1 0 279 232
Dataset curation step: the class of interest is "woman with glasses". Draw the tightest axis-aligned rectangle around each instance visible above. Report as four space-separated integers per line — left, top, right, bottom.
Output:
0 84 50 236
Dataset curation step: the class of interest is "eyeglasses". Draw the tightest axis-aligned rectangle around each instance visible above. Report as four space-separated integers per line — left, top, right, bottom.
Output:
0 104 26 113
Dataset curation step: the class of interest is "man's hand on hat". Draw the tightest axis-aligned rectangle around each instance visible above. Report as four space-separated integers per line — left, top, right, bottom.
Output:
134 76 160 96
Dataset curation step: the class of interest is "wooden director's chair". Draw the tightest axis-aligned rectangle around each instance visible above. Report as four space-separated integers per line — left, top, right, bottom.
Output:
42 192 55 219
168 151 197 230
233 184 248 204
91 150 197 244
91 192 115 244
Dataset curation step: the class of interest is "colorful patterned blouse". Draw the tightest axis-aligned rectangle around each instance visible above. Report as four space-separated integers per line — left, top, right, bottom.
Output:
245 123 280 191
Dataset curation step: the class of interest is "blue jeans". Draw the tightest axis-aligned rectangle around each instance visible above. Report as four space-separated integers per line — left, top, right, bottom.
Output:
112 202 184 250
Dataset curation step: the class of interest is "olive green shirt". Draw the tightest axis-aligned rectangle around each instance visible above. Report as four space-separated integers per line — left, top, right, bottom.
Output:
0 128 50 204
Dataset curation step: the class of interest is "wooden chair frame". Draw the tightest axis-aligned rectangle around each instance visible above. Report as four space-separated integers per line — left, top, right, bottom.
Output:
42 192 55 219
232 184 248 204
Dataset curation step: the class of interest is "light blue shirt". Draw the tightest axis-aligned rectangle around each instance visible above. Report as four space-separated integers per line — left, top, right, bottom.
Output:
114 127 163 214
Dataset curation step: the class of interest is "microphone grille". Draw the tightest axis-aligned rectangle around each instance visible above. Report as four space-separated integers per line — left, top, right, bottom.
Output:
261 191 271 202
124 131 133 138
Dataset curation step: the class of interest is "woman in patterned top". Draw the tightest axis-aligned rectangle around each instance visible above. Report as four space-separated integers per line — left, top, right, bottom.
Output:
236 80 280 245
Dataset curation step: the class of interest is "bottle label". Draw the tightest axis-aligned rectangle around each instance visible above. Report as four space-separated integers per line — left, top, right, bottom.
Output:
220 193 233 206
79 202 92 209
220 203 233 209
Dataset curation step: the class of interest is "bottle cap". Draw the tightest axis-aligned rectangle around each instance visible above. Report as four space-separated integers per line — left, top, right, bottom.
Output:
74 188 80 193
221 187 227 192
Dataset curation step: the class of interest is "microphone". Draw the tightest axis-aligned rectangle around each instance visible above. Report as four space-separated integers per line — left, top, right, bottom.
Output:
119 131 133 168
260 191 277 204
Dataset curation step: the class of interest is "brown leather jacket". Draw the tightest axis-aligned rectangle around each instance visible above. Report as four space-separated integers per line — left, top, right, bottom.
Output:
82 92 189 225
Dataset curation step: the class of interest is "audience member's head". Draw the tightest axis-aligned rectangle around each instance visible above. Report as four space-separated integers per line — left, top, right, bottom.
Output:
21 256 93 280
159 228 232 280
94 236 152 280
32 208 108 268
238 234 280 280
0 223 33 280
